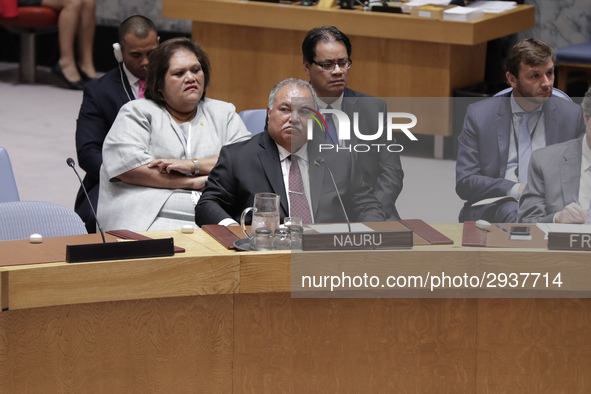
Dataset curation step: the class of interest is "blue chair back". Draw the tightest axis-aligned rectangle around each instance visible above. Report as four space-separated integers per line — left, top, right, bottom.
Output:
0 146 20 203
0 201 87 241
493 87 572 102
239 109 267 135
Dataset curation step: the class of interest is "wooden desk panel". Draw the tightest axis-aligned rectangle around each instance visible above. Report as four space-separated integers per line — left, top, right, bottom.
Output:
233 295 477 392
0 295 234 393
1 226 590 392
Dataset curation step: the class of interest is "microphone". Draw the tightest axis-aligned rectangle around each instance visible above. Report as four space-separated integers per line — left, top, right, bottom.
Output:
315 156 351 233
64 157 175 263
67 157 105 243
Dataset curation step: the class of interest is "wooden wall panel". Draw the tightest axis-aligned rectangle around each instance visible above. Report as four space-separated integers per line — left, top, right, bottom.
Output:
0 295 233 393
193 22 306 112
192 22 473 113
477 298 591 393
233 294 477 393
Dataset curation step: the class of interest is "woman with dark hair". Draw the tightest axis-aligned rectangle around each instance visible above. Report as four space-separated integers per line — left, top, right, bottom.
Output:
97 37 250 231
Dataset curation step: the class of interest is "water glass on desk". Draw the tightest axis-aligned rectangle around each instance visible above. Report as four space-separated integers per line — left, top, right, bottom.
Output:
288 224 304 250
273 228 291 250
284 217 303 228
254 227 273 251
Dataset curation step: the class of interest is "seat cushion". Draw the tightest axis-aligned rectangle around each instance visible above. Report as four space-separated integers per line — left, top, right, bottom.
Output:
556 42 591 65
0 6 58 28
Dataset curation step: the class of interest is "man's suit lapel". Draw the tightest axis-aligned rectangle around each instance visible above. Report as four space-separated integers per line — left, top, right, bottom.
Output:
343 89 360 145
116 66 134 104
258 133 289 216
495 98 512 177
560 138 583 206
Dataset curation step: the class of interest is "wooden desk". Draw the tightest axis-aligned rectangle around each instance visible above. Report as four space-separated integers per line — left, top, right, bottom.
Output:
1 225 589 392
162 1 534 157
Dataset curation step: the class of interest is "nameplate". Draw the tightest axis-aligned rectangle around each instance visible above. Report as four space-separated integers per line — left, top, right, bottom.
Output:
303 230 413 251
548 232 591 251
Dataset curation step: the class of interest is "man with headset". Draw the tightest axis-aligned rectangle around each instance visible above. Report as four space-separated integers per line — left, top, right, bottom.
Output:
75 15 159 232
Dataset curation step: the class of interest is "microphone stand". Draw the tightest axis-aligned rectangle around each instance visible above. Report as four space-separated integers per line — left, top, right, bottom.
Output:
64 158 175 263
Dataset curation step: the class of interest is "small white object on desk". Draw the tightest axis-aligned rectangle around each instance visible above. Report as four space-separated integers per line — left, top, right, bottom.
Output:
475 219 492 232
29 233 43 244
181 225 195 234
443 7 484 21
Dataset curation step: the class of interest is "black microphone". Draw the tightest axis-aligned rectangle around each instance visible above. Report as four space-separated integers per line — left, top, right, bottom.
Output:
314 156 351 232
66 157 106 243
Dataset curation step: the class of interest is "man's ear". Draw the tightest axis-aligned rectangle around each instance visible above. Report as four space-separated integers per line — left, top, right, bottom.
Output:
303 61 311 76
506 71 517 88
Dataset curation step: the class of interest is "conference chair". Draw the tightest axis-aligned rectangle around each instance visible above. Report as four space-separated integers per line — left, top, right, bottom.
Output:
556 39 591 93
493 87 572 101
0 201 87 241
0 146 20 203
239 109 267 135
0 7 59 83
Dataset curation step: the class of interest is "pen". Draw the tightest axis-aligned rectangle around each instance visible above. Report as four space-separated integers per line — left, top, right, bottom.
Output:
572 194 590 224
573 194 582 206
495 223 508 232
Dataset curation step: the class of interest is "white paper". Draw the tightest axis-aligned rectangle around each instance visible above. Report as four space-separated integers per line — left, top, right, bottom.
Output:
467 1 517 13
404 0 450 6
536 223 591 239
471 195 518 207
307 223 374 233
443 7 484 21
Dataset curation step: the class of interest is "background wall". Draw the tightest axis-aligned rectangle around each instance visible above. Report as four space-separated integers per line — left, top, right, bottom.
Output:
95 0 191 33
519 0 591 51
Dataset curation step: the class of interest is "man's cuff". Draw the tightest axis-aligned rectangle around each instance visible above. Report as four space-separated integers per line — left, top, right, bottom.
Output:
508 183 521 199
219 218 238 227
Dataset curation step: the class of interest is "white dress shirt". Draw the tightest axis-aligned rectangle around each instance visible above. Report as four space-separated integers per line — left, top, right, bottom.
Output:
122 63 142 99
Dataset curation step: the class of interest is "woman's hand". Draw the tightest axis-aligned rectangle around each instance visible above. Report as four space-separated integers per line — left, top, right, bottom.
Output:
148 158 195 175
191 175 208 191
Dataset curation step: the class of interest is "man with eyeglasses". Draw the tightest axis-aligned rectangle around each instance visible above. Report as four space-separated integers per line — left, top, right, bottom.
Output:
302 26 404 221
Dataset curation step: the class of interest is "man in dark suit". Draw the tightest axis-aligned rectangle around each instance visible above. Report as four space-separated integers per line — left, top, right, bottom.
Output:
456 38 585 223
302 26 403 220
195 78 385 226
75 15 159 232
519 87 591 223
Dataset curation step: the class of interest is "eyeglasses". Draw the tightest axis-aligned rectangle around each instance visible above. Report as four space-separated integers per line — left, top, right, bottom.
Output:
312 59 352 72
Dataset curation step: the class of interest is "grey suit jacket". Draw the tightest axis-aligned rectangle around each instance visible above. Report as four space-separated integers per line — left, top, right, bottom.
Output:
456 94 585 222
518 136 584 223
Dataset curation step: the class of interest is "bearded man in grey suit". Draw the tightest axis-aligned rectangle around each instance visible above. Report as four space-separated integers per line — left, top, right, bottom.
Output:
518 87 591 223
